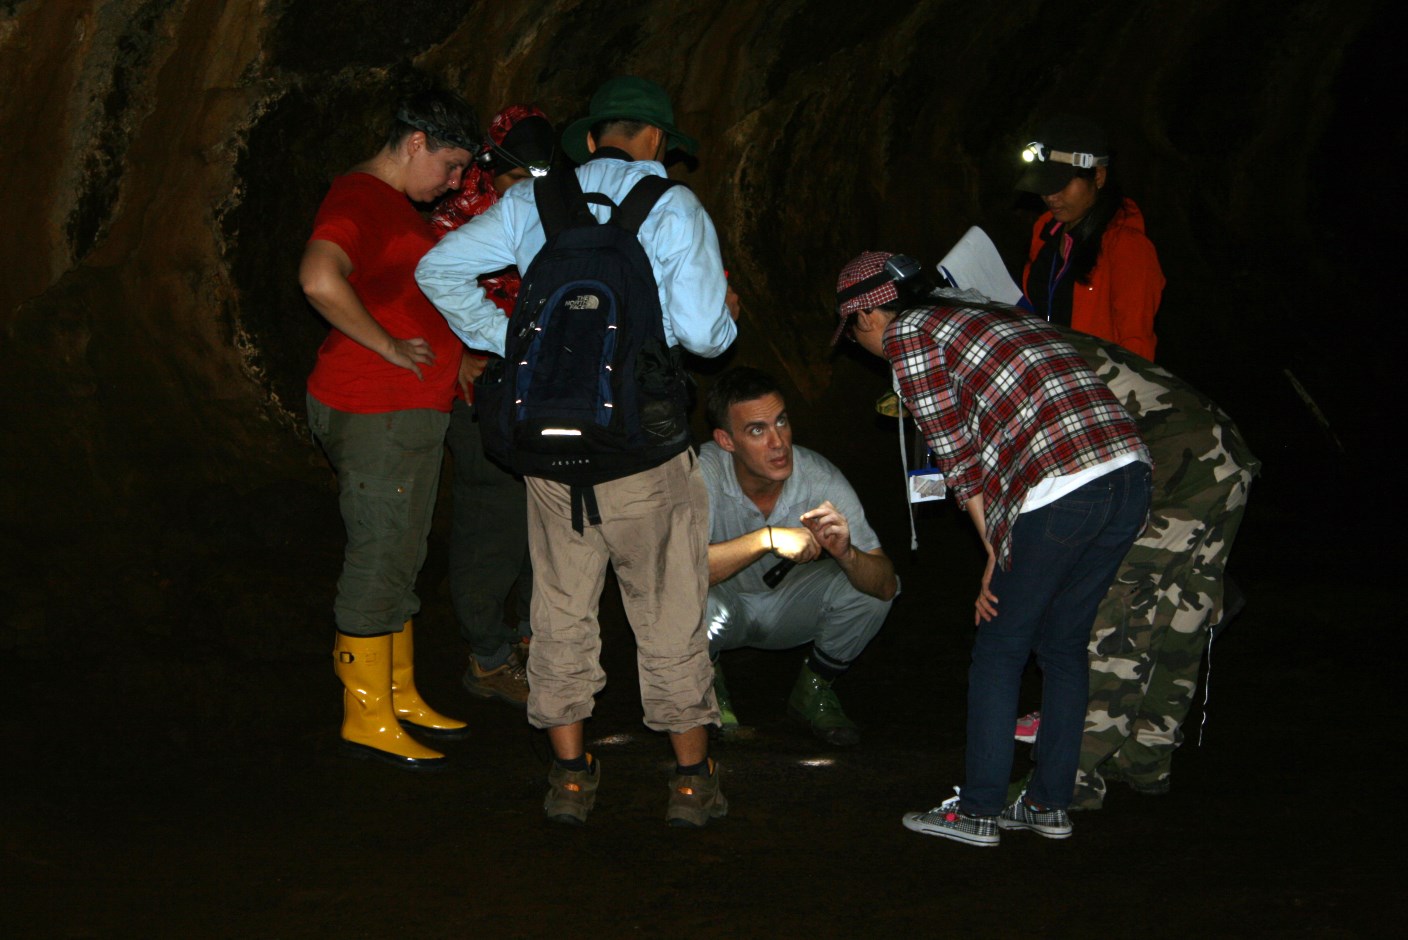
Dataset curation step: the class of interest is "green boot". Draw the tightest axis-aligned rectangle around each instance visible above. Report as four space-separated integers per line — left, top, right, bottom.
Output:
712 658 740 733
787 663 859 747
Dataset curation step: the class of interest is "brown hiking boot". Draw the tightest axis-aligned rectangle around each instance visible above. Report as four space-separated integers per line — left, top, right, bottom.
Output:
462 654 529 707
666 759 728 828
544 755 600 825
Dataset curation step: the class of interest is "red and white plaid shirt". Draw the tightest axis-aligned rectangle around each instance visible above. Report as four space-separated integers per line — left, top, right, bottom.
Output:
885 304 1149 569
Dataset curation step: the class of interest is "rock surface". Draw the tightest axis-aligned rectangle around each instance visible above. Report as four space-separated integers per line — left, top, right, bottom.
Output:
0 0 1392 640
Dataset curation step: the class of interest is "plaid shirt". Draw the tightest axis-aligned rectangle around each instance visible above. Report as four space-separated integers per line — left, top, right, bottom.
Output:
885 305 1149 569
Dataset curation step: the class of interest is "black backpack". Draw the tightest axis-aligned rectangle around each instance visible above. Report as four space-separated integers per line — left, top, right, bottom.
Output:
473 168 691 527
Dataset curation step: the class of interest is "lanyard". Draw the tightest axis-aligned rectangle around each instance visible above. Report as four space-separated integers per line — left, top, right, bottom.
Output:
1044 223 1074 322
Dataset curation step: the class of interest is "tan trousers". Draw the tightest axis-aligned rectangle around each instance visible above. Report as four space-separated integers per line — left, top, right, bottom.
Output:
524 450 717 733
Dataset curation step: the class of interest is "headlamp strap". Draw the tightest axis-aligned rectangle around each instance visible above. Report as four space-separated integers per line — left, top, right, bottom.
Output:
1049 148 1108 169
396 109 476 152
837 254 922 304
1024 140 1108 169
483 138 555 176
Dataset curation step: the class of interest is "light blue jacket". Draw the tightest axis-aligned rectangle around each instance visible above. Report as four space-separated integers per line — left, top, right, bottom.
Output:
415 154 737 359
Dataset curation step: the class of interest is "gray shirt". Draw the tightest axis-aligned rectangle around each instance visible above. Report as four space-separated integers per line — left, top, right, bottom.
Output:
699 441 882 595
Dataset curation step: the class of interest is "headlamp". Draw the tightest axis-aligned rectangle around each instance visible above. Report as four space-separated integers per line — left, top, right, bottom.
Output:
1019 139 1108 169
836 253 923 307
487 140 555 178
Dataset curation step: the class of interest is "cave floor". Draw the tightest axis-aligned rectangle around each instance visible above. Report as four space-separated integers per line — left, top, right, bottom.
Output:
2 435 1390 939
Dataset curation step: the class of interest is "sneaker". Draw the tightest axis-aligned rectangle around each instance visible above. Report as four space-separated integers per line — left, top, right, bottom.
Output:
462 654 529 707
902 791 999 847
1014 711 1041 743
712 659 740 733
544 755 599 825
787 663 860 747
666 759 728 828
999 793 1073 839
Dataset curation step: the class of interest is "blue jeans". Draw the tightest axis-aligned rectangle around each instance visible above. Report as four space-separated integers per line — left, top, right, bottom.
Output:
960 461 1151 816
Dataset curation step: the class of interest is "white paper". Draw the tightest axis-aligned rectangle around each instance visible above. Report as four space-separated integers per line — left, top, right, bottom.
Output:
937 226 1024 306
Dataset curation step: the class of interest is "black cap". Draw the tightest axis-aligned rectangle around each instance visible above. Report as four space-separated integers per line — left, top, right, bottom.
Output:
1015 115 1110 196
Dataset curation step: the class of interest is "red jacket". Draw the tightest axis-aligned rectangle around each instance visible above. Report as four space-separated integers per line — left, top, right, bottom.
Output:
1023 198 1164 361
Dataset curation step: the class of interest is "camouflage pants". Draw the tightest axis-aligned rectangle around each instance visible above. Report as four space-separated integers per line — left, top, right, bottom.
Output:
1073 467 1253 809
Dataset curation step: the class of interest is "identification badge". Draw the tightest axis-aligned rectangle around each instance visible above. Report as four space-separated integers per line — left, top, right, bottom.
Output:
908 468 946 503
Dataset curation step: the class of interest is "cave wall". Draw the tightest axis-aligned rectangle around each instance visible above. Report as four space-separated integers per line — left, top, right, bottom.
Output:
0 0 1387 646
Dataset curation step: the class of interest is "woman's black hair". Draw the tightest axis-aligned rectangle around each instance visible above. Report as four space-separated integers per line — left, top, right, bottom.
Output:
1062 168 1125 284
387 89 480 153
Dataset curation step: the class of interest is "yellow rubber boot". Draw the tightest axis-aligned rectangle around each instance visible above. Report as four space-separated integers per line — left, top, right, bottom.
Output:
334 632 447 771
391 619 470 739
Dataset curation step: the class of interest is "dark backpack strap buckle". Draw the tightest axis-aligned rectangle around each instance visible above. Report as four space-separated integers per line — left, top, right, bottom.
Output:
569 484 602 535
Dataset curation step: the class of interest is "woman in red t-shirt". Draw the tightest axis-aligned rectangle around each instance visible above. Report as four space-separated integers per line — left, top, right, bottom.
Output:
301 89 477 771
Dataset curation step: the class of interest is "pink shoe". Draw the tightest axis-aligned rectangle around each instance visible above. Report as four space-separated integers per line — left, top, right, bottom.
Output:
1014 711 1041 743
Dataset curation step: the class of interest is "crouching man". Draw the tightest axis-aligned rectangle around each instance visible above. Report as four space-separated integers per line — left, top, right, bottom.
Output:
700 367 897 746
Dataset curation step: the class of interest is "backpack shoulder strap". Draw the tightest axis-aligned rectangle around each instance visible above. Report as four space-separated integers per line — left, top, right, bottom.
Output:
535 170 597 237
613 176 682 236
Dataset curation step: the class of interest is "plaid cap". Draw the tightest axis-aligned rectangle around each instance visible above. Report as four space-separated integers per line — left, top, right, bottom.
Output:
832 251 898 344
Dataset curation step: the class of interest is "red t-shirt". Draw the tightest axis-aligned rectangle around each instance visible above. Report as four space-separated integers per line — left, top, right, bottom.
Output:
306 173 461 414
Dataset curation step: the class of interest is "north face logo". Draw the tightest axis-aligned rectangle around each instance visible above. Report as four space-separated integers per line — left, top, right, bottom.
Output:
565 293 600 310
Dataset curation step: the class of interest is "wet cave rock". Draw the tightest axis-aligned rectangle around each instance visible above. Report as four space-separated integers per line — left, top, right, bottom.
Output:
0 0 1394 652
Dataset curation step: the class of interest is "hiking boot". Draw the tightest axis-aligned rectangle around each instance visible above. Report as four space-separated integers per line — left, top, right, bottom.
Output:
999 793 1073 839
666 758 728 828
901 791 999 847
712 659 740 733
1104 761 1171 796
786 663 859 747
1069 784 1104 813
1014 711 1041 743
462 654 529 708
1127 776 1171 796
544 755 599 825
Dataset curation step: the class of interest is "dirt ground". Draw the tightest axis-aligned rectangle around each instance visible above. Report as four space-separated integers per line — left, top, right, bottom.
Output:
2 378 1394 939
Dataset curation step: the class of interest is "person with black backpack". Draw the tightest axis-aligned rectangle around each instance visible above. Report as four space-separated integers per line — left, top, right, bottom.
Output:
417 76 739 827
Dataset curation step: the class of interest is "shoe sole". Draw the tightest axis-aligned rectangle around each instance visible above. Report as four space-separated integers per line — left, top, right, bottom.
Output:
461 677 528 708
397 718 473 740
338 739 448 772
901 814 998 846
544 793 595 825
1014 732 1038 743
667 794 729 828
997 819 1072 839
545 810 589 826
1127 782 1171 796
786 707 860 747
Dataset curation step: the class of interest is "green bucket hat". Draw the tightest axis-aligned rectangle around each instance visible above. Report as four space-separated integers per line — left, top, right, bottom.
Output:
562 76 699 164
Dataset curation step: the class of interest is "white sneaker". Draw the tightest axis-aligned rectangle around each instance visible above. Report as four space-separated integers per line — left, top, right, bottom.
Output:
902 790 999 847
